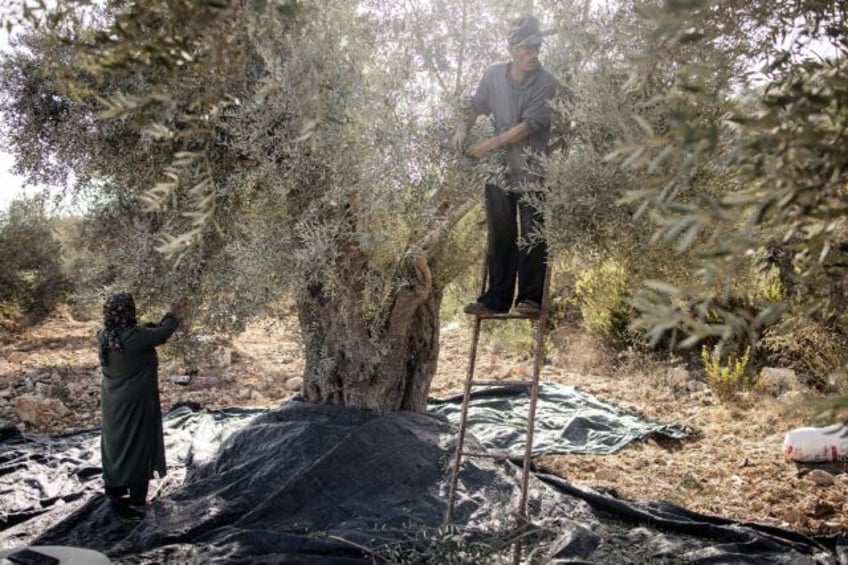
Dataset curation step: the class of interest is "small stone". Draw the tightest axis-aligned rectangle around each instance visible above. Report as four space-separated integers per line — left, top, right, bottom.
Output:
804 499 836 518
14 395 70 426
833 474 848 488
666 366 691 390
237 388 250 400
503 364 531 380
6 351 26 364
686 380 707 392
677 471 702 491
440 321 462 333
758 367 798 396
632 458 649 470
594 468 619 482
827 371 848 394
778 389 804 405
216 346 233 367
0 388 12 399
249 390 267 403
285 377 303 392
783 507 803 523
808 469 835 487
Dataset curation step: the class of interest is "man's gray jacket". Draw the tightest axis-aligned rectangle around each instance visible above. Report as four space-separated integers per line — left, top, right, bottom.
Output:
471 62 557 186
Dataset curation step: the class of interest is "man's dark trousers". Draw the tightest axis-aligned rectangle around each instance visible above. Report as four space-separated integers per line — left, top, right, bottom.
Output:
479 182 547 312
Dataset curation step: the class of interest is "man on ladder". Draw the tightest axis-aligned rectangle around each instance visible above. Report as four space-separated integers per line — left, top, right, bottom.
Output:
445 18 560 552
450 14 557 317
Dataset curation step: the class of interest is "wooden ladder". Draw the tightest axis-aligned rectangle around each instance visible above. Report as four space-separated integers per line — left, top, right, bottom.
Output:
444 262 552 529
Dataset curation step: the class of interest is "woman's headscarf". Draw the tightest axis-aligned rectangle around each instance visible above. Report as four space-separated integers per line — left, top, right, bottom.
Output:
99 292 138 363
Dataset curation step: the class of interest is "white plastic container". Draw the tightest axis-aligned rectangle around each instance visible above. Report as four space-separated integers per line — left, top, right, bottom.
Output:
783 424 848 462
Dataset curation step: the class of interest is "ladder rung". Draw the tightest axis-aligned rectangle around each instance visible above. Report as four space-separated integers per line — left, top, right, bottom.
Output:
467 311 539 319
462 450 524 461
470 379 534 387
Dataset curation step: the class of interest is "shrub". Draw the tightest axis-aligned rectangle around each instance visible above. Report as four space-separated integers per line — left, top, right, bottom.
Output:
701 345 752 400
0 197 70 323
760 317 848 389
53 215 112 321
573 258 632 345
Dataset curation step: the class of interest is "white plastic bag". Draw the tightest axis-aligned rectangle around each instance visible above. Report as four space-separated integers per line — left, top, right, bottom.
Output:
783 423 848 462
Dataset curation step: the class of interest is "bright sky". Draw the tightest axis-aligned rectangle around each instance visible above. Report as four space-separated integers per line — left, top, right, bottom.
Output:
0 152 29 210
0 20 24 212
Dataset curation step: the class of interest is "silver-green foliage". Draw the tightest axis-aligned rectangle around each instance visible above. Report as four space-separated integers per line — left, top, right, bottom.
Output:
0 1 501 333
0 0 558 401
611 0 848 348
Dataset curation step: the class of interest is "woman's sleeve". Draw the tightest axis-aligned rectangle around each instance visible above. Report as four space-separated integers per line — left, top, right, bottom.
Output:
136 313 180 349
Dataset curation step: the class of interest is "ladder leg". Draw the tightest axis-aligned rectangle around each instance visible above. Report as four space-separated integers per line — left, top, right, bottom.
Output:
513 264 553 565
445 315 482 523
517 264 552 517
445 256 489 524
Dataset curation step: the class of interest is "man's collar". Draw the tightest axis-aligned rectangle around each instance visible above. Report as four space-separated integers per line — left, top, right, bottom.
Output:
506 62 541 87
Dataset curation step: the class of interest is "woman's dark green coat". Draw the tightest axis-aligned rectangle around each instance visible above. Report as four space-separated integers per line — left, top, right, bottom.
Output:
97 314 179 488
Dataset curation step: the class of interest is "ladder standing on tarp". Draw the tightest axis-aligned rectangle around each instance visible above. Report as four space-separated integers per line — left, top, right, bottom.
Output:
444 260 552 525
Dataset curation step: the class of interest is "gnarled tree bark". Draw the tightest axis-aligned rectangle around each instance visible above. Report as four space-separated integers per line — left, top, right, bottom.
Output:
298 254 441 412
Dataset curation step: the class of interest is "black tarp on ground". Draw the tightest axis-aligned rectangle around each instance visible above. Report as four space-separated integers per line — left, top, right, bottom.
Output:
430 382 691 455
1 393 845 563
0 404 263 540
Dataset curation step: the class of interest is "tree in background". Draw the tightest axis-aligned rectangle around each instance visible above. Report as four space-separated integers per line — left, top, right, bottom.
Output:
0 197 70 323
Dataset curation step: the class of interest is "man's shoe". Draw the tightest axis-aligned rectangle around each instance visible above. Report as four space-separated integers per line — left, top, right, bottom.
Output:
464 301 498 316
514 300 541 317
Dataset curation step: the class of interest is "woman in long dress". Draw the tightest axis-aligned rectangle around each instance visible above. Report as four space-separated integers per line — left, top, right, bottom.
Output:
96 292 183 515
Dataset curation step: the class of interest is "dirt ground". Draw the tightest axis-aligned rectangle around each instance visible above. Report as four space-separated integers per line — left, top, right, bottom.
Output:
0 308 846 536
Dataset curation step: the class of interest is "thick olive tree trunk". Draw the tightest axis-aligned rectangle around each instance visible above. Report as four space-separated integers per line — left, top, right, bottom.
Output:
297 256 441 412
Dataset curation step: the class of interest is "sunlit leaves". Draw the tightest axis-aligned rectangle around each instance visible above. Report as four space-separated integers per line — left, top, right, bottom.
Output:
615 0 848 349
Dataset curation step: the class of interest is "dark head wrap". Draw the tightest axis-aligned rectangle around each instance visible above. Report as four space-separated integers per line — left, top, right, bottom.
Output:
99 292 138 363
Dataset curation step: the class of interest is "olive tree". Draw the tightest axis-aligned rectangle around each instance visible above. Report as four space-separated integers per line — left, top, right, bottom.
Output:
1 0 555 411
602 0 848 353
